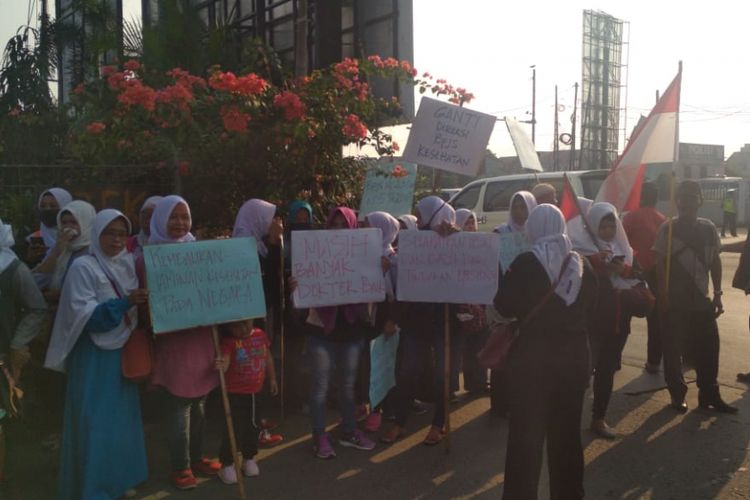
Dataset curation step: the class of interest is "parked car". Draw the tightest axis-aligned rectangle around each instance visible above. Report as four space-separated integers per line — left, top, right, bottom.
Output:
449 170 608 231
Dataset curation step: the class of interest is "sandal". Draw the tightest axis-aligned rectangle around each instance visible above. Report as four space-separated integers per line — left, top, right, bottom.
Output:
380 425 406 444
422 426 446 446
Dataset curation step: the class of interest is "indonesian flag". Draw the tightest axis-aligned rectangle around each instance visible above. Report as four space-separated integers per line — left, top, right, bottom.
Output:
596 69 681 212
559 174 580 221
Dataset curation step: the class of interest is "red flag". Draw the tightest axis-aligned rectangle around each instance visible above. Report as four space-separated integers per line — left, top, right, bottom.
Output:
596 68 681 212
559 174 579 221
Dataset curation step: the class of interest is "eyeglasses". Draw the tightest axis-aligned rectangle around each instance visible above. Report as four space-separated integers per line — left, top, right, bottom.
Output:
101 230 129 240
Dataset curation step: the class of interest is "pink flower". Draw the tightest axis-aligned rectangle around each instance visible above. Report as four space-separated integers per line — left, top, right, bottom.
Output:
342 114 368 140
117 81 157 112
101 65 117 77
220 105 250 133
334 57 359 76
392 141 400 152
123 59 141 71
273 91 306 121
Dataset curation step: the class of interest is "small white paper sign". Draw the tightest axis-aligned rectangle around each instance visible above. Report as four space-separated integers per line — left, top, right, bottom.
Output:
291 228 385 308
396 231 500 304
402 97 496 176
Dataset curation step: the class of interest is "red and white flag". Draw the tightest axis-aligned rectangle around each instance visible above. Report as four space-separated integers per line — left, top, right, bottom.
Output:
596 69 681 212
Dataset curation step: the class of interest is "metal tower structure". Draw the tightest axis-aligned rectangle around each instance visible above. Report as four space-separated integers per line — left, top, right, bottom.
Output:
579 10 629 171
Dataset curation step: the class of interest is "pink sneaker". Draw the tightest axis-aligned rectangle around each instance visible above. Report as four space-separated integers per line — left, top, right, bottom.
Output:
339 429 375 451
313 434 336 459
364 412 382 432
355 404 368 422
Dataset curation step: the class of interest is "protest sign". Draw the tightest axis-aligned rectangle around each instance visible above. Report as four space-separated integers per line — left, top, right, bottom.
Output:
499 231 530 272
397 231 500 304
144 238 267 334
369 331 400 408
291 228 385 308
402 96 496 176
358 161 417 219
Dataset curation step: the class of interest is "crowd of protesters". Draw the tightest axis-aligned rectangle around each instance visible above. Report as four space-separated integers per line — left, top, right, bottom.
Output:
0 178 744 499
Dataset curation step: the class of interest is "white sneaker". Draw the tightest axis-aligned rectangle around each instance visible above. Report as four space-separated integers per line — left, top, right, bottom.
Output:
243 459 260 477
217 464 238 484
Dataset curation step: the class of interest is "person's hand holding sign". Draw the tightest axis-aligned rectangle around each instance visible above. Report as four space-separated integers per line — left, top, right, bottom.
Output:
127 289 149 306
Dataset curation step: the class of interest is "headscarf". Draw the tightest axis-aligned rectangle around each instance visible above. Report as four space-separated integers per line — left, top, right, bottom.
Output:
526 204 583 306
136 195 163 247
455 209 477 231
316 207 367 335
232 199 277 258
148 195 196 245
571 202 633 265
44 210 138 372
495 191 537 234
288 200 313 231
38 187 73 249
364 211 399 257
50 200 96 290
416 196 456 230
397 214 418 231
0 219 18 273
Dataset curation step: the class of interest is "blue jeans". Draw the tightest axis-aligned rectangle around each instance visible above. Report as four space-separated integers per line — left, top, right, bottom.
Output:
161 390 207 470
308 334 364 437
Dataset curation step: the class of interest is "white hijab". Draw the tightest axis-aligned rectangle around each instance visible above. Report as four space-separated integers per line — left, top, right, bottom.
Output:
44 210 138 372
495 191 537 234
572 202 634 264
526 204 583 307
148 195 196 245
397 214 418 231
365 211 400 256
0 219 18 273
50 200 96 290
232 199 277 258
136 195 163 247
416 196 456 230
455 209 476 231
39 187 73 249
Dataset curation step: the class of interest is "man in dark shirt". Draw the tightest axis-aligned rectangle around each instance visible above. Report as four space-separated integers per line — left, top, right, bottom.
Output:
653 180 737 413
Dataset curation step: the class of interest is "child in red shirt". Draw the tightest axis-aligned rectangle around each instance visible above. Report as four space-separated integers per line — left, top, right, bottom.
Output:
217 320 278 484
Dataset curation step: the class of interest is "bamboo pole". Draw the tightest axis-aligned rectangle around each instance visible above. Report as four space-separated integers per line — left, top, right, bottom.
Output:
443 304 451 453
211 326 246 500
279 237 286 421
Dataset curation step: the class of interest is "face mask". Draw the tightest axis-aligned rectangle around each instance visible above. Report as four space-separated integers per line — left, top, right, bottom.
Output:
289 222 311 232
40 209 59 228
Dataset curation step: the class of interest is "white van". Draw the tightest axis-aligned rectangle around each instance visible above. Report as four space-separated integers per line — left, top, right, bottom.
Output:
449 170 608 231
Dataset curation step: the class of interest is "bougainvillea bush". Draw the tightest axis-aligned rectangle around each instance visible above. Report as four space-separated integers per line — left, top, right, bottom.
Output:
65 55 473 226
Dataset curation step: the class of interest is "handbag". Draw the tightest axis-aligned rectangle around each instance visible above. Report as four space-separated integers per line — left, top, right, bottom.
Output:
104 275 155 382
478 254 575 370
616 283 655 319
121 327 154 382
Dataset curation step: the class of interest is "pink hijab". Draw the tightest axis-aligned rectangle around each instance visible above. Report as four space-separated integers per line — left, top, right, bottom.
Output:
317 207 368 334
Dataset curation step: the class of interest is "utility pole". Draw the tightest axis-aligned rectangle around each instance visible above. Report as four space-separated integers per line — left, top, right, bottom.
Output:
570 82 578 171
39 0 50 83
553 85 559 171
531 65 537 144
294 0 309 77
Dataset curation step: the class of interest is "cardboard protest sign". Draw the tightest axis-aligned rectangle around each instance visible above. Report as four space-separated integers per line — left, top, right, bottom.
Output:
358 161 417 219
499 231 530 272
402 97 496 176
369 331 400 408
291 228 385 308
396 231 500 304
144 238 266 334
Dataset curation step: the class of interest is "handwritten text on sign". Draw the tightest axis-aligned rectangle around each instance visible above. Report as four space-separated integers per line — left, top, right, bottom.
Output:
397 231 500 304
358 161 417 219
292 228 385 308
402 97 496 176
144 238 266 334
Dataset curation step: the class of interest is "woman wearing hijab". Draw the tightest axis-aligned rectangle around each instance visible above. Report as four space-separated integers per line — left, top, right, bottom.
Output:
142 196 221 490
496 204 596 500
296 207 377 459
359 211 400 432
45 209 149 500
494 191 537 234
26 187 73 266
33 200 96 298
127 195 163 259
381 196 460 446
397 214 418 232
570 202 637 439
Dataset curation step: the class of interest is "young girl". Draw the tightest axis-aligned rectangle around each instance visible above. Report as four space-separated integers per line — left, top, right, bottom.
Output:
217 320 278 484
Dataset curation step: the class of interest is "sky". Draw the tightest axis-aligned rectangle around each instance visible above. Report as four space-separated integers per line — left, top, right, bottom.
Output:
3 0 749 159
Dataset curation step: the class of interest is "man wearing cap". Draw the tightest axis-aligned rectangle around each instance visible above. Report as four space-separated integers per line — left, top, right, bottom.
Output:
653 180 736 413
